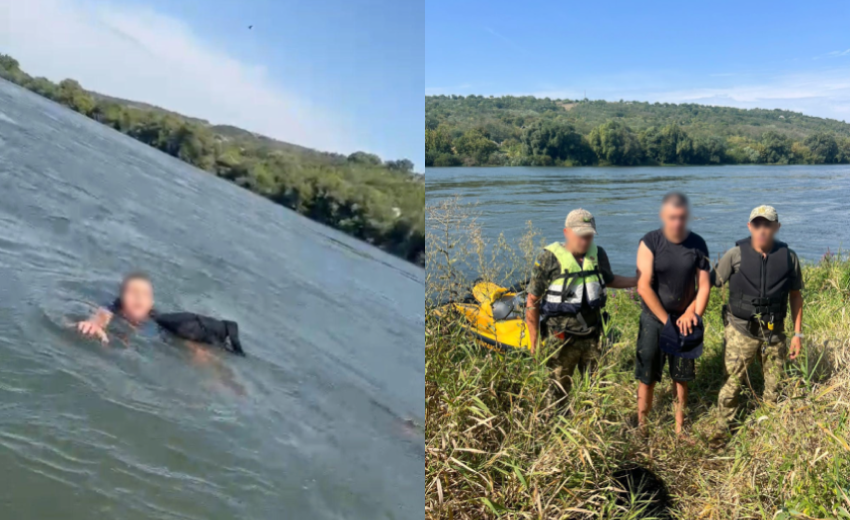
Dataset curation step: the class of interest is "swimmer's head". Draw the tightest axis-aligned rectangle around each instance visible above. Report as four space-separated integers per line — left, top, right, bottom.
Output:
118 272 154 324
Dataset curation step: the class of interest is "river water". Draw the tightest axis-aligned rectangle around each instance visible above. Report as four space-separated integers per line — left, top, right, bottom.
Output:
0 79 424 519
426 165 850 273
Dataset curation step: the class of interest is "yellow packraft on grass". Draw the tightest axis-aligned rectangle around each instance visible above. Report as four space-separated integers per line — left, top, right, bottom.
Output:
435 281 535 352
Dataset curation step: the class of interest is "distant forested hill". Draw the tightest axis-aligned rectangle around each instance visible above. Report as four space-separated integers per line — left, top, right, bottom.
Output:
0 54 423 266
425 95 850 168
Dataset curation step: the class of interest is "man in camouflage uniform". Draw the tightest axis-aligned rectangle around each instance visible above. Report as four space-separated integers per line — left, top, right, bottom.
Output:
711 205 804 439
525 209 637 396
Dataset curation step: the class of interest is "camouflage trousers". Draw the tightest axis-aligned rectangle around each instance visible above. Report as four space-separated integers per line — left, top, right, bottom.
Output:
716 323 787 424
548 333 602 396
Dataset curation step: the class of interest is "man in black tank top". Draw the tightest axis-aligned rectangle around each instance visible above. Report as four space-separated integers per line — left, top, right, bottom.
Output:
635 192 711 437
709 205 804 443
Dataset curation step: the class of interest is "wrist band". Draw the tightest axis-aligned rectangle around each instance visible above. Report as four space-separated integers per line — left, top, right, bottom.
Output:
794 333 804 339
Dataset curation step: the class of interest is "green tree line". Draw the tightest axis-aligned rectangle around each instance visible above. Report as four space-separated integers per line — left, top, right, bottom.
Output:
426 95 850 167
1 54 424 266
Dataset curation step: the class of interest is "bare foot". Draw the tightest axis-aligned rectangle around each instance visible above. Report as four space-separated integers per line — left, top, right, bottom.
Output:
676 430 695 445
626 413 649 439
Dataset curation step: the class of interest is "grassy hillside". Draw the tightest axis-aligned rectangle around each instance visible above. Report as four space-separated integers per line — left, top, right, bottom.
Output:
90 91 210 125
426 95 850 168
89 91 321 158
425 200 850 519
0 54 423 265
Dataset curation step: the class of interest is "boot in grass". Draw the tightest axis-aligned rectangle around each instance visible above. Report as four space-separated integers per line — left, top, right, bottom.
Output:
706 421 731 449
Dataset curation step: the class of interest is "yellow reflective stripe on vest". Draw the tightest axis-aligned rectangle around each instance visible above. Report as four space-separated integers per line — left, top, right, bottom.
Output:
544 242 601 281
543 242 605 305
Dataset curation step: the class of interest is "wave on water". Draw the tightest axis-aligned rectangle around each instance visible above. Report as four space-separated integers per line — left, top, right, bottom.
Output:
0 111 17 125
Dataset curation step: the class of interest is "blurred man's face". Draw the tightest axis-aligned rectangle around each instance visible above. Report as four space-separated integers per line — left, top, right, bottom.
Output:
121 279 154 323
748 218 780 250
660 203 689 238
564 228 594 254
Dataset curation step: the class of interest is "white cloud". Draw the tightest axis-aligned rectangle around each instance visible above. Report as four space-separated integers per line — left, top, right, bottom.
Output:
528 68 850 123
0 0 355 152
815 48 850 59
647 70 850 121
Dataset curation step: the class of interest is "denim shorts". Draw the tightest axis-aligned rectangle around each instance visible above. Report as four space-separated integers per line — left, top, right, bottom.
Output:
635 311 695 384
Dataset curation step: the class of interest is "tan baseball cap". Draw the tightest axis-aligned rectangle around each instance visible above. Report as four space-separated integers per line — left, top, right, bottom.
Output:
565 208 597 236
749 205 778 222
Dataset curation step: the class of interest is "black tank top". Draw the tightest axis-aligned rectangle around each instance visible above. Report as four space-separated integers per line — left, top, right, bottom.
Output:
640 229 710 315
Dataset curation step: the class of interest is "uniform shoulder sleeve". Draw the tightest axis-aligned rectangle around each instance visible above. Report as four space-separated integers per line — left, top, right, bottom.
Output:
527 250 559 298
595 246 616 284
713 246 739 287
788 249 804 291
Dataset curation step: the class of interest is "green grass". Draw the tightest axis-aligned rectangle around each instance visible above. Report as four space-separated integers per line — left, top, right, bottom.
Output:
425 201 850 519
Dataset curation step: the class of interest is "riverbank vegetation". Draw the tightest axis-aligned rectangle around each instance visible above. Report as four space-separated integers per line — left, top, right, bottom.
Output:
0 54 424 265
425 199 850 519
426 95 850 168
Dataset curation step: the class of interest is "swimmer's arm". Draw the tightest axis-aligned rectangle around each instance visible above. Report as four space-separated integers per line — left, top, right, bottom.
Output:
76 307 113 343
87 307 114 329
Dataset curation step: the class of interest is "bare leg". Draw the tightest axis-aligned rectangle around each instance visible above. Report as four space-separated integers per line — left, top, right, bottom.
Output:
637 381 656 431
673 381 688 435
186 340 213 364
187 341 246 396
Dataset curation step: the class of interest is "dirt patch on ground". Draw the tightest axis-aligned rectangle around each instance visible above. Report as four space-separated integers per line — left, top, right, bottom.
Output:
560 103 578 111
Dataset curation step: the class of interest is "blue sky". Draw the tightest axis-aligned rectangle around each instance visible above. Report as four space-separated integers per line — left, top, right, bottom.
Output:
426 0 850 123
2 0 423 167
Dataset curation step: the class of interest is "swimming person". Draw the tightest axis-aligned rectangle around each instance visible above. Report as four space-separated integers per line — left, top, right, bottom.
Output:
709 205 804 445
77 272 155 343
76 272 246 356
525 209 637 397
635 192 711 437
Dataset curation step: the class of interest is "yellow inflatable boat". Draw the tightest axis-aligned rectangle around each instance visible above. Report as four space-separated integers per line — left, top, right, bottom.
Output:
436 281 534 352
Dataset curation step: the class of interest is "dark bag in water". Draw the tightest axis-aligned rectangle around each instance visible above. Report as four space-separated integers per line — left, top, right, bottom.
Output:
152 312 246 356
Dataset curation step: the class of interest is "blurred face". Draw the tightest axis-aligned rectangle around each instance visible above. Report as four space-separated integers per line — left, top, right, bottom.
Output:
564 227 594 255
660 203 689 238
748 218 780 250
121 278 154 323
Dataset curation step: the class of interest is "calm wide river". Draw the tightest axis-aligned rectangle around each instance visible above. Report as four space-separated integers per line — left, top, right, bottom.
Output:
426 165 850 273
0 79 424 519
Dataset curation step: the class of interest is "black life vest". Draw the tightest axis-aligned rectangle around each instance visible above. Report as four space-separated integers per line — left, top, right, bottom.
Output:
727 238 792 324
